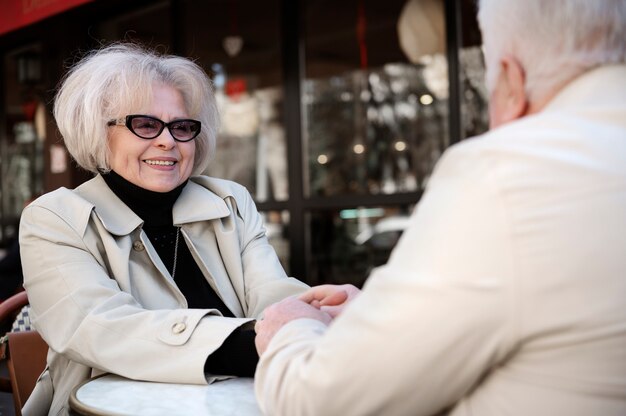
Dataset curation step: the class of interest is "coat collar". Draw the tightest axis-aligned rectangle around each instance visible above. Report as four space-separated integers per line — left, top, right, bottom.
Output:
544 65 626 112
173 179 231 226
75 175 230 236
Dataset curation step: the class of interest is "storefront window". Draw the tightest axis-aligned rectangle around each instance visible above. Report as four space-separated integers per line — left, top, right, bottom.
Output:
302 0 448 197
261 210 290 274
182 0 288 203
459 0 489 139
307 205 414 287
0 0 489 283
459 46 488 138
303 64 446 197
0 45 45 244
96 3 172 48
301 0 451 284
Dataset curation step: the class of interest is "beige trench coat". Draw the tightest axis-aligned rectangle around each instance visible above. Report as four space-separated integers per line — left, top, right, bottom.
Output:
19 174 308 416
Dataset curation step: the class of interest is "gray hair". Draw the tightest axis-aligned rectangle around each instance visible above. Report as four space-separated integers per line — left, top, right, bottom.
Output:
478 0 626 101
53 43 219 174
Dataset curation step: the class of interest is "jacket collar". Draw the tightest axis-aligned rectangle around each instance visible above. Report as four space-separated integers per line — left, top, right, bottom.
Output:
75 175 230 236
544 65 626 112
173 179 231 225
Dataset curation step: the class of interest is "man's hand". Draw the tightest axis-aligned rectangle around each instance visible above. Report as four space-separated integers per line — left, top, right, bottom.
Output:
255 297 332 355
299 284 361 318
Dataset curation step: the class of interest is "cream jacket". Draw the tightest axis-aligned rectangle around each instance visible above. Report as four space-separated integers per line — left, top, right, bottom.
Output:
19 175 308 416
255 65 626 415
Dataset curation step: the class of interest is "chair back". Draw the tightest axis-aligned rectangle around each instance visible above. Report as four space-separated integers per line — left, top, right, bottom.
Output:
6 330 49 415
0 291 28 334
0 291 49 416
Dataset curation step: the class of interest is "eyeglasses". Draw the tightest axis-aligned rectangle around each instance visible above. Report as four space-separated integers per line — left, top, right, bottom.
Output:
107 115 201 142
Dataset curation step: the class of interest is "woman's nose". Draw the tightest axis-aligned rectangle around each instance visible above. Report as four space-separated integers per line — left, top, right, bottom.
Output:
153 127 176 148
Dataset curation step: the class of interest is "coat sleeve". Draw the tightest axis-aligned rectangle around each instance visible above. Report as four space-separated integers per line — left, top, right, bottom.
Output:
20 202 250 385
231 185 309 317
254 143 519 416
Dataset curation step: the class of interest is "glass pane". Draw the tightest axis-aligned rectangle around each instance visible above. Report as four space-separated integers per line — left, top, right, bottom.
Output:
207 84 288 202
303 0 449 197
460 47 489 138
182 0 288 202
307 205 414 287
1 45 45 244
96 3 171 47
262 210 290 275
460 0 489 138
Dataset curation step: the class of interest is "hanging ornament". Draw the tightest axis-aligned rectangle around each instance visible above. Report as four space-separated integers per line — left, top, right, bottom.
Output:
223 0 244 57
223 36 243 57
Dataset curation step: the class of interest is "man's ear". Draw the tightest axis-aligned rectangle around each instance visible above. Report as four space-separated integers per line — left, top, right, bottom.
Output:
489 55 529 128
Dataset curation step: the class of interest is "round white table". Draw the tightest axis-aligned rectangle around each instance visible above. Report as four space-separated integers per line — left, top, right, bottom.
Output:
69 374 261 416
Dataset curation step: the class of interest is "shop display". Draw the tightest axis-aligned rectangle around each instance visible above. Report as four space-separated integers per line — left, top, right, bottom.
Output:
304 62 447 197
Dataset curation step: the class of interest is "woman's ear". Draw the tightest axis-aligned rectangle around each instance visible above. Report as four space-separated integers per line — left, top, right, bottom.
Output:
488 55 529 128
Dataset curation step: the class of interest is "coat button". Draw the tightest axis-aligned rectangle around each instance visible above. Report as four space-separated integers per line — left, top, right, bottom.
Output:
172 322 187 334
132 241 145 251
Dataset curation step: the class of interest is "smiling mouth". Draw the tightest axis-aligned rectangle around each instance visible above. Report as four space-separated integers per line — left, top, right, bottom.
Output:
144 160 176 166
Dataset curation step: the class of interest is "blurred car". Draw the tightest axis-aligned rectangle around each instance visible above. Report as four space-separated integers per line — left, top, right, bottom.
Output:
353 215 412 277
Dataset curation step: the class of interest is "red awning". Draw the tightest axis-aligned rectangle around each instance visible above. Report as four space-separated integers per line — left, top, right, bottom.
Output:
0 0 93 36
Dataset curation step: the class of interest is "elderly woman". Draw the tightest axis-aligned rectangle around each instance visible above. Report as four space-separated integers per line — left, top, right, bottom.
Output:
19 43 308 415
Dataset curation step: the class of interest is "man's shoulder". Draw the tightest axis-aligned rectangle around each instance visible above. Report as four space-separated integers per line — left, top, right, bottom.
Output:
434 108 626 201
441 110 604 166
429 115 565 191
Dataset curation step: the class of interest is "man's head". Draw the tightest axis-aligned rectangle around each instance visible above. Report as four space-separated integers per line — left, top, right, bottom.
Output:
478 0 626 128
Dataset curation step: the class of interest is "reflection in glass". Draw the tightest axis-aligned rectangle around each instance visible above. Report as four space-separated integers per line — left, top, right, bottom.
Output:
307 205 414 287
458 0 490 138
1 134 43 236
208 83 288 202
262 210 290 275
1 47 45 244
304 64 447 197
180 0 289 202
303 0 449 198
460 46 489 139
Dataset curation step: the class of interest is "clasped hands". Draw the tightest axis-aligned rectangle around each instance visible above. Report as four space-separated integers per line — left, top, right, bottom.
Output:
254 284 360 355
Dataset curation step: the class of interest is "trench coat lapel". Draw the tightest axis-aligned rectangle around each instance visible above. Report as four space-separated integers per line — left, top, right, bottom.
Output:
76 176 184 305
75 175 142 236
173 181 246 317
208 200 248 317
78 176 247 316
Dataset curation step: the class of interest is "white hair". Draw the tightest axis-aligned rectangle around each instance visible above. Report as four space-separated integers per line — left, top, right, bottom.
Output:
53 43 220 175
478 0 626 101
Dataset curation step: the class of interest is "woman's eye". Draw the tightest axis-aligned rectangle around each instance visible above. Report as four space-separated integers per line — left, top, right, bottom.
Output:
140 121 157 129
172 123 191 132
133 119 159 130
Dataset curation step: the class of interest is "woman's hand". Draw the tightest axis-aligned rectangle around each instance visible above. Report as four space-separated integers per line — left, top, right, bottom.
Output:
298 284 361 318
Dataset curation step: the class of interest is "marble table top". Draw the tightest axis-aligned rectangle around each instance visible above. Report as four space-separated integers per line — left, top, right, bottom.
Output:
70 374 261 416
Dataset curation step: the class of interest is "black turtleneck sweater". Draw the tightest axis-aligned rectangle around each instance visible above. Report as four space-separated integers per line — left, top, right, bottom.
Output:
102 171 258 377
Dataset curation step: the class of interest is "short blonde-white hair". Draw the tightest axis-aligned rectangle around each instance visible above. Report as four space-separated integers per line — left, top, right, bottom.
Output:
53 43 219 175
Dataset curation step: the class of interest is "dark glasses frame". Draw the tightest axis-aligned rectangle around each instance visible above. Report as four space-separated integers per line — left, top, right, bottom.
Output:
107 114 202 142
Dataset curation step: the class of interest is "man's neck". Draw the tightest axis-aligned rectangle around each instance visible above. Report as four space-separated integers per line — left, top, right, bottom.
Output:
526 69 588 116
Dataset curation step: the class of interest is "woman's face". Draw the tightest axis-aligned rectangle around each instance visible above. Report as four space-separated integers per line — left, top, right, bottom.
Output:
108 83 196 192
